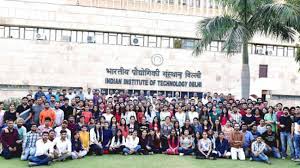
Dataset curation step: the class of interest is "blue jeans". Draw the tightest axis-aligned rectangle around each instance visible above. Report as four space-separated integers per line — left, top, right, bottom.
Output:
28 155 51 165
123 145 141 155
90 144 103 155
251 153 269 162
280 132 295 158
178 147 193 155
1 148 19 159
264 147 281 158
21 147 36 160
294 134 300 159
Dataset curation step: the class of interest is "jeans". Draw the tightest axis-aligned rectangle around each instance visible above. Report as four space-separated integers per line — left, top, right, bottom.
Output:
123 145 141 155
28 155 51 165
264 147 281 158
21 147 36 160
294 134 300 159
251 153 269 162
1 148 19 159
90 144 103 155
178 147 193 155
280 132 295 158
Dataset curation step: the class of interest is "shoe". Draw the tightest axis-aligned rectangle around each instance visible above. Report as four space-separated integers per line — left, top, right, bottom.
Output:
123 153 128 156
291 158 295 161
294 158 300 162
282 157 286 160
179 153 184 156
149 152 154 155
47 161 52 165
28 162 37 167
249 157 253 161
266 160 271 165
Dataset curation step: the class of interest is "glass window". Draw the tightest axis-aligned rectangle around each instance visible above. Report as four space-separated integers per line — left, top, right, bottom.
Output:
61 30 71 42
259 65 268 78
10 27 20 38
4 27 10 38
182 39 194 49
277 46 285 56
210 41 219 51
287 47 294 57
103 33 109 44
266 46 275 56
156 37 161 47
161 37 170 48
56 30 62 41
0 26 4 38
82 32 88 43
95 32 104 44
71 31 77 42
254 45 264 55
20 28 25 39
169 38 174 48
108 33 117 45
50 29 56 41
148 36 157 47
77 31 82 43
122 34 130 46
87 32 95 43
117 34 122 45
25 28 34 40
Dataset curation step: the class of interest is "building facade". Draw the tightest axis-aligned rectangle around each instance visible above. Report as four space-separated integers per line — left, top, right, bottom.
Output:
0 0 299 106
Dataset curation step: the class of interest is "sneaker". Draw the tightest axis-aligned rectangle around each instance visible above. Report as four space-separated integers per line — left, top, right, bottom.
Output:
149 152 154 155
282 157 286 160
249 157 253 161
123 153 128 156
294 158 300 162
179 153 184 156
28 162 37 167
291 158 295 161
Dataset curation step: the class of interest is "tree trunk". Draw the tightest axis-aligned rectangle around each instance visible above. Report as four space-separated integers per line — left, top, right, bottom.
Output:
241 42 250 99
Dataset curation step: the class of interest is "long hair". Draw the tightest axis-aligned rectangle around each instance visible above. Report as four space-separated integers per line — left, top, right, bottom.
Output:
169 129 179 145
94 122 102 142
114 129 123 144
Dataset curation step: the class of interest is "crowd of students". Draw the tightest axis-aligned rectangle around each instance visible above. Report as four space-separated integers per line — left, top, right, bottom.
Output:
0 87 299 166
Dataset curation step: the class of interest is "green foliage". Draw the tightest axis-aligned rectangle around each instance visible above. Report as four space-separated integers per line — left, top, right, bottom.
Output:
2 98 21 111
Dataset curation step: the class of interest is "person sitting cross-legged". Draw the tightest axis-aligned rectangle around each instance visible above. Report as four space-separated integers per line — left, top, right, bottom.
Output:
123 130 141 155
52 130 72 161
71 131 88 159
250 136 271 164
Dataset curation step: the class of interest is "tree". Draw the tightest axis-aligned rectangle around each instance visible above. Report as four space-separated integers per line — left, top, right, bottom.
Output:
193 0 300 98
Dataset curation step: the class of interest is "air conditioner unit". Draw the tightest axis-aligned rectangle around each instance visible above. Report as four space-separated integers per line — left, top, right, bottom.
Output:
62 36 71 42
131 37 142 46
35 33 46 40
87 36 95 43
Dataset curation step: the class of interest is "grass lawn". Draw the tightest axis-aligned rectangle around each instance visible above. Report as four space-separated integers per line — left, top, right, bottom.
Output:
0 154 299 168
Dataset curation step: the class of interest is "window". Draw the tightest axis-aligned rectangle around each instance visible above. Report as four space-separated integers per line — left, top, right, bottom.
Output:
130 35 143 46
95 32 104 44
25 28 35 40
50 29 56 41
259 65 268 78
0 26 4 38
161 37 170 48
148 36 157 47
20 28 24 39
182 39 194 49
277 46 285 57
82 32 88 43
287 47 295 57
117 34 122 45
108 33 117 45
103 33 109 44
77 31 82 43
4 27 10 38
122 34 130 46
209 41 219 51
62 30 71 42
71 31 77 42
56 30 62 41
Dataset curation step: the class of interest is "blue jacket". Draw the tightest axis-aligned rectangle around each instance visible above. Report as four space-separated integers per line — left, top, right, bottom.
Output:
215 138 230 154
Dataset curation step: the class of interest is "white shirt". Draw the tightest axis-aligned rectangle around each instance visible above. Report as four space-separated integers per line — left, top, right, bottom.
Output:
295 120 300 135
125 136 139 149
123 111 137 124
103 113 114 123
53 137 72 154
54 127 71 140
66 94 75 103
84 92 93 100
188 111 199 121
145 110 156 123
90 128 101 145
110 136 125 148
230 112 242 124
35 139 54 156
160 111 171 122
54 108 64 127
0 110 5 127
175 112 186 127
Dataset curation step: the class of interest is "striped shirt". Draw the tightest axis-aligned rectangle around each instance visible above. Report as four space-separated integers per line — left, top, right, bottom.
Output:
23 131 40 149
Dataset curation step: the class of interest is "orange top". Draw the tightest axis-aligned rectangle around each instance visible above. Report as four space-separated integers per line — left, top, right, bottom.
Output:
39 108 56 127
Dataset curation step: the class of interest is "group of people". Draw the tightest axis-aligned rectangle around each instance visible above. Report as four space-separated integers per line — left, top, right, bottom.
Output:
0 87 299 166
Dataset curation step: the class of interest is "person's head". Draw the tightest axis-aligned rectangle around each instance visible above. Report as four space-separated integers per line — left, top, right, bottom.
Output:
234 123 240 131
30 123 38 132
241 124 247 131
149 129 155 136
95 121 101 129
252 125 257 132
81 125 88 132
132 130 138 138
22 97 28 105
64 98 69 106
259 119 265 126
38 86 43 92
42 131 49 141
60 130 67 140
116 129 122 137
44 102 50 109
43 117 51 126
202 132 208 139
68 115 75 123
266 124 272 132
120 118 127 126
283 107 289 115
9 103 15 112
218 132 225 140
130 116 136 124
195 131 201 139
226 120 231 127
165 116 171 124
215 119 220 125
104 121 109 129
73 131 80 140
7 119 14 129
183 129 189 136
55 102 60 109
170 129 176 136
49 130 55 139
16 118 24 127
79 116 85 123
142 130 148 137
256 136 263 143
0 102 3 110
62 120 68 128
246 108 252 114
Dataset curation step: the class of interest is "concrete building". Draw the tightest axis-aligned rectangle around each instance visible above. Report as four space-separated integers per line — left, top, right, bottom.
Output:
0 0 299 106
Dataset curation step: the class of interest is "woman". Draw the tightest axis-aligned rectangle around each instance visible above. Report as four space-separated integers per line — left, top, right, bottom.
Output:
241 108 256 129
215 132 230 158
128 116 138 135
109 129 125 154
110 116 118 136
181 119 194 135
138 130 152 155
102 107 114 124
257 119 267 135
118 118 129 138
196 132 214 159
209 106 220 126
175 106 186 128
148 129 161 153
202 119 211 132
160 116 173 152
145 105 156 125
136 106 145 124
89 121 103 155
212 119 222 135
102 121 113 153
221 121 233 140
122 105 136 124
113 103 121 123
174 121 181 136
160 105 171 123
92 105 100 120
150 116 160 133
199 106 210 124
264 106 277 132
79 125 90 153
3 104 19 123
178 129 193 155
193 132 201 155
123 130 141 155
71 131 88 159
254 109 262 125
187 105 199 121
220 108 230 126
165 129 179 155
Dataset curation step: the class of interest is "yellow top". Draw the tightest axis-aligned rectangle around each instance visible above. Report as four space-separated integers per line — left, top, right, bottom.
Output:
79 131 90 150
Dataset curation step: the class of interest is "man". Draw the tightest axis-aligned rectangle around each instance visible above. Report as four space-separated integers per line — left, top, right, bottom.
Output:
45 88 54 103
21 123 39 160
60 98 74 120
16 97 31 122
230 106 242 124
278 107 295 160
66 89 75 103
16 118 27 152
54 120 71 140
49 96 56 109
230 123 245 160
1 119 20 159
39 102 56 127
28 131 54 166
250 136 271 164
34 87 45 100
293 107 300 162
37 117 52 134
53 130 72 161
262 124 281 159
84 88 93 100
0 102 5 130
53 102 64 127
31 98 44 125
241 124 254 157
77 88 84 101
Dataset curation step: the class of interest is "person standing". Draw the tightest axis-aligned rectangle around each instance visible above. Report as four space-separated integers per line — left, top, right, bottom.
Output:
31 98 44 125
293 107 300 162
250 136 271 164
53 102 64 127
230 123 245 161
39 102 56 127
